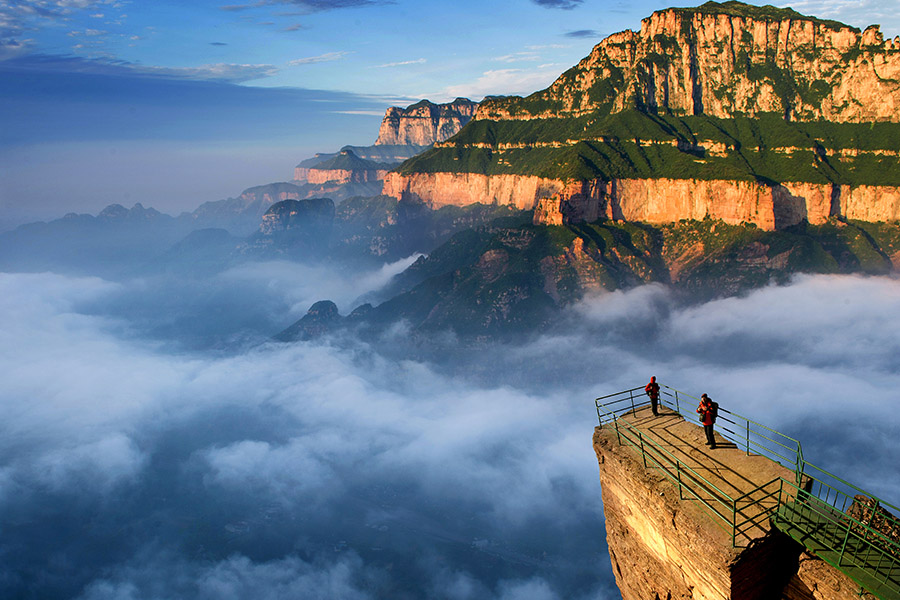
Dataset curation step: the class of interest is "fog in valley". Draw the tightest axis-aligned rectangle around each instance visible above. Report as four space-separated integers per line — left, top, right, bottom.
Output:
1 235 899 600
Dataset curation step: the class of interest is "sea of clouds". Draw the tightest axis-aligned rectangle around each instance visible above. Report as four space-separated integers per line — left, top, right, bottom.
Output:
1 261 898 599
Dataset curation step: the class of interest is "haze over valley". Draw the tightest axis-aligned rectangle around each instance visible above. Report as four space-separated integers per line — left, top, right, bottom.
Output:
2 1 900 599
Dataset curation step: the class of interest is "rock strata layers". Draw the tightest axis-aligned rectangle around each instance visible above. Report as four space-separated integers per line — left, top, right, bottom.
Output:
384 171 900 230
593 419 876 600
375 98 477 146
387 2 900 230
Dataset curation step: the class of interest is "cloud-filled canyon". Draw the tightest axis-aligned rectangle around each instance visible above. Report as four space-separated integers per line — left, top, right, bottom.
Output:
1 264 897 599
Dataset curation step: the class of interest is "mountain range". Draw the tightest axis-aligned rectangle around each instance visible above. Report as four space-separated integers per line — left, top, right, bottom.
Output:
3 1 900 341
387 1 900 231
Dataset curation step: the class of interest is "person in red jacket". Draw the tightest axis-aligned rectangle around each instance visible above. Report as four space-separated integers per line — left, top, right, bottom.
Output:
644 376 660 416
697 393 717 449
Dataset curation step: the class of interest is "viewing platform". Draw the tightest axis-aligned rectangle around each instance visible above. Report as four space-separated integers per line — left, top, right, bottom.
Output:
593 385 900 600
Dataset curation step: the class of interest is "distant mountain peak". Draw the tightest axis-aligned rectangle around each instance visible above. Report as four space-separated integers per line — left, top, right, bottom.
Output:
374 98 478 146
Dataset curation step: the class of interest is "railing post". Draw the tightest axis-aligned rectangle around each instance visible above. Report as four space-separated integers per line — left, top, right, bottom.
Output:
629 390 636 417
838 524 851 567
614 415 621 445
677 461 682 500
746 420 750 455
639 431 646 467
732 498 737 547
675 390 680 415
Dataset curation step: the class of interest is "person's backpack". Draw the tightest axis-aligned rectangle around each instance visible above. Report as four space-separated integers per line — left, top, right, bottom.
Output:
710 400 719 423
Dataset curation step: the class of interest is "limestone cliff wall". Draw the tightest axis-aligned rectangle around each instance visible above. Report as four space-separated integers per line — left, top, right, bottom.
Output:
477 7 900 123
592 425 876 600
383 172 900 230
306 168 389 185
593 426 799 600
383 171 567 212
294 167 311 182
375 98 478 146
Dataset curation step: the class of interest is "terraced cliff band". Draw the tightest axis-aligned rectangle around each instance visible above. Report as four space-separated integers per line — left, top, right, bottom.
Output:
385 1 900 231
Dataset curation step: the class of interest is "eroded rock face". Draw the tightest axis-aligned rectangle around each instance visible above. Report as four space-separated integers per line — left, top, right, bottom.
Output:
592 423 872 600
783 553 878 600
305 168 389 185
478 6 900 123
375 98 478 146
386 171 900 231
386 4 900 228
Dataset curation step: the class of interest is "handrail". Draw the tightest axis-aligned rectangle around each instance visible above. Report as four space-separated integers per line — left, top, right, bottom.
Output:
596 394 775 545
595 382 900 598
775 478 900 598
606 411 737 531
658 385 804 482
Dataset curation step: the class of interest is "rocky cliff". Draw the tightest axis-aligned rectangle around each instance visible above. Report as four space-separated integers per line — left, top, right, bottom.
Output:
296 149 390 185
384 172 900 230
478 3 900 123
592 419 879 600
374 98 478 146
388 2 900 230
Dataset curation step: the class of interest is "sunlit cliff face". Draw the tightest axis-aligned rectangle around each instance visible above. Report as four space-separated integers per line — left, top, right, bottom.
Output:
0 263 898 599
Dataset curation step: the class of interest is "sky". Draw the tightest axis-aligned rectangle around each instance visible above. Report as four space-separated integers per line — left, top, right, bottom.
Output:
2 2 900 597
2 0 900 227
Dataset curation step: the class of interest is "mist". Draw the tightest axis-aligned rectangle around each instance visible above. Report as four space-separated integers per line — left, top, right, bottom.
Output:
1 261 898 599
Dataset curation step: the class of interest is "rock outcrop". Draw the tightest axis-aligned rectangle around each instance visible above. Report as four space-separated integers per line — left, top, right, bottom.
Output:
375 98 478 146
193 182 305 223
387 2 900 230
385 171 900 231
477 2 900 123
296 149 390 185
291 100 476 192
593 416 878 600
257 197 334 236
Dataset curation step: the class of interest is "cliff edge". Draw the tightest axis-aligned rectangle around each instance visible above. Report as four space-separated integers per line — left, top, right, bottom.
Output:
593 405 880 600
387 1 900 231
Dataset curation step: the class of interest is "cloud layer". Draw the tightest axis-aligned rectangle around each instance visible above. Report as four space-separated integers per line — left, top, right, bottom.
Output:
1 266 898 599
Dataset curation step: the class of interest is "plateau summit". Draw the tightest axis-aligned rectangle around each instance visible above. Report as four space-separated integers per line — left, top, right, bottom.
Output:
387 1 900 231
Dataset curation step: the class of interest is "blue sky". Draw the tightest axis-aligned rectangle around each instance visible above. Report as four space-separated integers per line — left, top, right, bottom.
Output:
1 0 898 226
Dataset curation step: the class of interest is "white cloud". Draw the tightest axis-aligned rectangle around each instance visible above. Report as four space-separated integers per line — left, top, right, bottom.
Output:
375 57 426 68
287 51 349 66
493 52 540 63
332 109 386 115
78 554 376 600
138 62 279 82
2 269 899 598
442 66 561 100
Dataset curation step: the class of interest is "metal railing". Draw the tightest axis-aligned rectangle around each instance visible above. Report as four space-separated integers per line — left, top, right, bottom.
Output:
773 478 900 599
595 391 783 546
594 383 900 599
599 402 737 535
658 385 804 482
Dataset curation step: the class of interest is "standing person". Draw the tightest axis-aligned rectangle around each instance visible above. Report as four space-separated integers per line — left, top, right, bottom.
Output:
645 376 660 416
697 393 717 449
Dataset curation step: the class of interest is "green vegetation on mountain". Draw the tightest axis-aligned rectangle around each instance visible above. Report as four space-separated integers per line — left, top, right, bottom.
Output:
399 111 900 185
677 1 853 30
334 216 900 337
311 149 393 171
395 1 900 192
